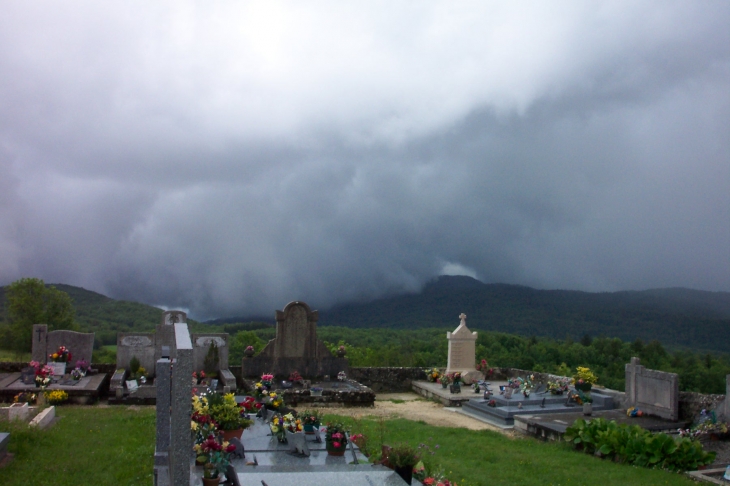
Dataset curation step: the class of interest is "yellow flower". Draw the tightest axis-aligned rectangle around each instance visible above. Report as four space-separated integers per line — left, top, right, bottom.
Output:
270 425 279 433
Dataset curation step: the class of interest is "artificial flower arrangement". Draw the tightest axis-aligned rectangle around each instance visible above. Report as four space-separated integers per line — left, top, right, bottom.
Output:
300 409 322 427
337 371 347 381
30 361 53 389
71 358 90 380
569 389 592 405
546 377 571 395
437 374 451 386
244 345 255 356
678 409 729 439
70 368 84 380
266 391 284 410
44 390 68 405
193 370 207 385
572 366 598 389
191 395 218 445
323 422 349 450
238 396 262 414
253 381 270 399
260 373 274 387
445 372 461 384
425 368 441 383
269 413 301 442
50 345 72 363
194 433 237 481
13 392 37 405
475 359 489 372
288 370 303 383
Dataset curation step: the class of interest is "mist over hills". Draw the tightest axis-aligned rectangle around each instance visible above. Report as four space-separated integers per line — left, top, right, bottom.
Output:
2 276 729 352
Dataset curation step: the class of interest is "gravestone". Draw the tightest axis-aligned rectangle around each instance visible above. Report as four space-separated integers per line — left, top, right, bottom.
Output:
625 357 679 421
446 313 479 383
31 324 94 366
240 301 348 378
117 333 155 375
115 310 234 388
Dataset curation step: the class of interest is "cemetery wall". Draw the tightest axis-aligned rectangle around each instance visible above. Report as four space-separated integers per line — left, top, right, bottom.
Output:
349 367 427 392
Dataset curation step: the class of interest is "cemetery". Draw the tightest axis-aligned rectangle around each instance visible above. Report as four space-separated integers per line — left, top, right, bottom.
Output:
0 304 729 485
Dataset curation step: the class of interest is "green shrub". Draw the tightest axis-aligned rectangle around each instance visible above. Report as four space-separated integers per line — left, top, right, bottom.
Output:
564 418 715 472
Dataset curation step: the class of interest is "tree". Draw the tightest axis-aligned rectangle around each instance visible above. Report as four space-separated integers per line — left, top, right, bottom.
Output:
6 278 76 352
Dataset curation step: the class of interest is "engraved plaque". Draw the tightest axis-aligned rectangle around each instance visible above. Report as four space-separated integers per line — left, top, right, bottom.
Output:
195 336 226 348
121 336 152 347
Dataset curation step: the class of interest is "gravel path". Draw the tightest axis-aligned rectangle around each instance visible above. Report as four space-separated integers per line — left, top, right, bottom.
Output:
317 393 516 437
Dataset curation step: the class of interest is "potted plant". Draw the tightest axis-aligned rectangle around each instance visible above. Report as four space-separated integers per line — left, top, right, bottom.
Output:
269 413 288 443
336 345 347 358
194 434 237 486
243 345 255 358
44 390 69 405
324 422 349 456
572 366 598 392
288 370 303 384
437 375 450 389
387 443 421 485
49 345 72 376
546 378 571 395
207 392 253 441
301 409 321 434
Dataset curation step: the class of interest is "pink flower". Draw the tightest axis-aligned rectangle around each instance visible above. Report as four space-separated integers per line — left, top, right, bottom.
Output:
333 441 341 448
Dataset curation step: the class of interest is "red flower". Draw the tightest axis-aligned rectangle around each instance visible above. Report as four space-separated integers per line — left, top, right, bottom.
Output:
333 441 341 448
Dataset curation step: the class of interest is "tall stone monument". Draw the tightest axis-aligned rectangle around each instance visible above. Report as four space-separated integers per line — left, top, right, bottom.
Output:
446 313 479 384
241 301 348 378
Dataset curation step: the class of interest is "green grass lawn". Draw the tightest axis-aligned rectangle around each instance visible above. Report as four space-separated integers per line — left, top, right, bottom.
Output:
0 406 154 486
0 350 30 362
0 405 701 486
323 414 698 486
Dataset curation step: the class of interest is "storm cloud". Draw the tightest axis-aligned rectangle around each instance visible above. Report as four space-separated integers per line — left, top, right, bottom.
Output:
1 1 728 319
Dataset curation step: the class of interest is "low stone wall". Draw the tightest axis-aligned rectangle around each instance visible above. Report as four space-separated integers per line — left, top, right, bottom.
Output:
349 367 427 393
679 391 725 423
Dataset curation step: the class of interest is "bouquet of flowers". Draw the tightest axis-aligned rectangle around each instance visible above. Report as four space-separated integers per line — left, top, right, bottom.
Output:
267 391 284 410
337 371 347 381
261 373 274 387
14 392 37 405
283 413 302 433
191 395 219 445
300 409 321 427
50 345 72 363
30 361 53 389
238 396 262 414
194 434 237 480
71 368 84 380
546 378 571 395
446 372 462 384
475 359 489 371
192 370 207 385
425 368 441 383
288 370 303 383
269 414 287 442
253 381 270 399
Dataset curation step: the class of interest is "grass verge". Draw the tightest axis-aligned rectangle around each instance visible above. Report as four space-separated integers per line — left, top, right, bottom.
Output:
0 405 154 486
322 414 698 486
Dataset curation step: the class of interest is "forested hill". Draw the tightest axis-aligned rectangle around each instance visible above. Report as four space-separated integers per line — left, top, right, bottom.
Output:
317 276 730 352
0 284 200 345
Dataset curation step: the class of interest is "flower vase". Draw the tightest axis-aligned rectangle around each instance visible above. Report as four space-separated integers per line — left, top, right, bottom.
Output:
326 442 346 456
583 403 592 416
394 465 414 485
50 362 66 377
440 382 448 389
304 424 317 435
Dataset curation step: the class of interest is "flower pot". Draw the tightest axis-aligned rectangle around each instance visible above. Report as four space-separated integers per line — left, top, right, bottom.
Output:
304 424 318 435
326 442 346 456
575 382 592 392
220 428 243 442
202 477 220 486
394 465 414 485
244 348 255 358
440 382 448 389
50 362 66 377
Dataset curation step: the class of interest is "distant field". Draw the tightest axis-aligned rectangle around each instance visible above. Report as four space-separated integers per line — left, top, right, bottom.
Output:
0 350 30 362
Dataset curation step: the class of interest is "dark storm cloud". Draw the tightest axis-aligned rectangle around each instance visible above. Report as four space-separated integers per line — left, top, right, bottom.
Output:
0 2 728 319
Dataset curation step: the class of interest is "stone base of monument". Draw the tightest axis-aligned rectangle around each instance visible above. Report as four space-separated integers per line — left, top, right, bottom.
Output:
457 384 617 428
245 379 376 407
201 418 412 486
0 372 108 405
513 408 691 441
411 380 475 407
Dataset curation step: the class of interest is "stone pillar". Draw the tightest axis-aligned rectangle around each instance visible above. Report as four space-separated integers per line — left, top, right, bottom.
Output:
31 324 48 363
446 313 479 383
154 358 171 466
169 323 193 486
625 357 641 407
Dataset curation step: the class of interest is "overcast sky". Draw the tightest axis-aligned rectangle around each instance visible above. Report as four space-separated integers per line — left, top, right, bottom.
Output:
1 2 728 320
